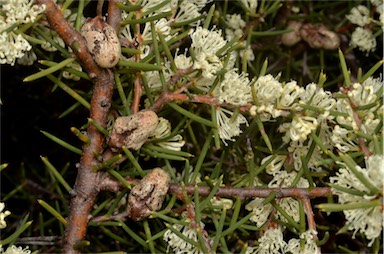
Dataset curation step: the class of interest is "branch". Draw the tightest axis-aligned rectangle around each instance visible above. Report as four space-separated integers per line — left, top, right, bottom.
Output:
101 175 332 199
107 0 124 32
36 1 115 253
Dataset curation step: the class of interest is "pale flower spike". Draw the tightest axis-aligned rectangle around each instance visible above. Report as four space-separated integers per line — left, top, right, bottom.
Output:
330 155 384 246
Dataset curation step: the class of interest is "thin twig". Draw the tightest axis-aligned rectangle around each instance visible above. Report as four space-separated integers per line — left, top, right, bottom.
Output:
101 175 332 199
131 10 144 114
107 0 124 32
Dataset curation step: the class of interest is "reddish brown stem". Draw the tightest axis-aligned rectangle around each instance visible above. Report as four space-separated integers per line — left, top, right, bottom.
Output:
107 0 124 33
132 72 142 113
36 1 115 253
302 197 318 239
169 185 332 199
101 175 332 199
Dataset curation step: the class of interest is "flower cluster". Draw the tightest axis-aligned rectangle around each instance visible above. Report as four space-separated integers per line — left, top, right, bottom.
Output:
246 170 310 227
0 0 45 65
245 227 319 254
329 155 384 246
0 202 11 229
332 77 383 153
0 202 31 254
150 117 185 151
346 1 383 54
163 221 205 254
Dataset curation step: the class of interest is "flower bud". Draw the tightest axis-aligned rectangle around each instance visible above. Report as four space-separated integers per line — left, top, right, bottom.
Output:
108 110 159 151
127 168 170 221
81 16 121 68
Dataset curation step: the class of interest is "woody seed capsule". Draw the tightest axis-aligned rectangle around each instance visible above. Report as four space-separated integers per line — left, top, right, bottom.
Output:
108 110 159 151
127 168 170 221
281 21 303 47
300 23 340 50
81 16 121 68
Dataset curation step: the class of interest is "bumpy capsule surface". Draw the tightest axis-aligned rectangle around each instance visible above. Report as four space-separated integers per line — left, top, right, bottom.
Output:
281 21 303 47
81 17 121 68
127 168 170 221
108 110 159 151
300 23 340 50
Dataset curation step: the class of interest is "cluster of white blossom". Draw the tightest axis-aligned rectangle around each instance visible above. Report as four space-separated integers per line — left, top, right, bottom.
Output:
0 202 10 229
329 155 384 246
224 14 255 63
346 1 383 54
120 0 210 59
245 227 319 254
332 77 383 153
0 202 31 254
163 220 205 254
0 0 45 65
246 170 310 227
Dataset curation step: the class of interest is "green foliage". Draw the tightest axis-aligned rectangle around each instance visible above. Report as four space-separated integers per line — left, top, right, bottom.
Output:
1 0 383 253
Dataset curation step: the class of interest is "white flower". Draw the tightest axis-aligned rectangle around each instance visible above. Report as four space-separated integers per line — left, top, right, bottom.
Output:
16 49 36 66
141 18 173 42
286 139 324 171
0 0 45 65
299 82 336 116
245 227 287 254
174 2 201 26
278 80 304 108
191 27 227 78
239 45 255 62
365 155 384 190
145 60 173 90
240 0 258 14
210 197 233 210
331 125 359 153
280 115 318 143
215 107 248 144
193 52 223 79
286 231 320 254
151 117 185 151
376 4 384 26
335 80 382 131
140 0 175 14
346 5 371 26
350 27 377 54
40 28 65 52
245 198 273 227
0 202 11 229
63 61 82 81
0 245 31 254
225 14 246 40
348 82 378 108
174 50 193 70
253 74 283 105
329 155 384 246
0 31 31 65
218 69 252 106
261 154 287 174
371 0 383 7
1 0 45 26
362 76 383 94
163 222 205 254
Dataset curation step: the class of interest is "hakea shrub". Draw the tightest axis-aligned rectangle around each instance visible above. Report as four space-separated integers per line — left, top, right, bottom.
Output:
1 0 383 253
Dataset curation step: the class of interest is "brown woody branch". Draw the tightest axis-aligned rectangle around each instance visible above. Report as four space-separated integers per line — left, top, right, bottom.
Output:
107 0 124 33
100 175 332 199
36 0 116 253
